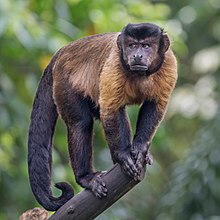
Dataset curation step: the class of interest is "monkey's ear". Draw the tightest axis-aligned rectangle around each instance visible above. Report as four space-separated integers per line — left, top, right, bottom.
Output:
117 34 122 50
160 33 170 54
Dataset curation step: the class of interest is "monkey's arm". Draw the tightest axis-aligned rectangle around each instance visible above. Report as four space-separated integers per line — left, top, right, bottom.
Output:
131 100 166 178
133 100 165 151
101 108 139 179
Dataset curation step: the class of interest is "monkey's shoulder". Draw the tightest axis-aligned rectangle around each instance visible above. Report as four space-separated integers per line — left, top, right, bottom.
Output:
53 32 120 74
63 32 119 52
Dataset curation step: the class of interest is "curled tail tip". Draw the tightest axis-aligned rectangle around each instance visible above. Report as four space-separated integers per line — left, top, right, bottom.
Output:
33 182 74 211
55 181 74 198
41 182 74 211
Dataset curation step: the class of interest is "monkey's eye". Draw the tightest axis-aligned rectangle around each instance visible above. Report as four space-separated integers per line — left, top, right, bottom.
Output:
142 44 150 49
129 44 136 49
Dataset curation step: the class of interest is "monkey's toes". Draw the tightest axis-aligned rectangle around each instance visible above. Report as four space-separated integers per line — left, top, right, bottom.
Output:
90 173 107 198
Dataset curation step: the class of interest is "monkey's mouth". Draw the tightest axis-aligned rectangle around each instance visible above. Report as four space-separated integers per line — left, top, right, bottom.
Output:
130 64 148 71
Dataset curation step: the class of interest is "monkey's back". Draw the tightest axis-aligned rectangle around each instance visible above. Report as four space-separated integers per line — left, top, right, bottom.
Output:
53 33 119 103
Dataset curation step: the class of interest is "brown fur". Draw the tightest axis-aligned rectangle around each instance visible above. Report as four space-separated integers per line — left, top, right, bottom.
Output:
53 33 118 105
52 32 177 149
52 33 177 118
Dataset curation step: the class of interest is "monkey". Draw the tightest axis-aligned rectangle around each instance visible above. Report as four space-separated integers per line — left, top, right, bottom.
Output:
28 23 177 211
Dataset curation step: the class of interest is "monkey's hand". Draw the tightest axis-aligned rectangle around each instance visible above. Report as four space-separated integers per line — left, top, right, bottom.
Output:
114 150 140 181
131 148 153 181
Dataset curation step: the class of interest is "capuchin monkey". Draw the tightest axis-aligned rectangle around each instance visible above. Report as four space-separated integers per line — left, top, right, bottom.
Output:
28 23 177 211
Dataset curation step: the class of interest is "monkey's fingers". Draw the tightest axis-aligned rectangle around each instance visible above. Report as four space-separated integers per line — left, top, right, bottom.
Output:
131 149 143 180
121 157 140 181
145 152 153 165
134 153 146 180
131 149 138 161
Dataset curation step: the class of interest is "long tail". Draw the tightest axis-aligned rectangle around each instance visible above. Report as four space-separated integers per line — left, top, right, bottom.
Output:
28 53 74 211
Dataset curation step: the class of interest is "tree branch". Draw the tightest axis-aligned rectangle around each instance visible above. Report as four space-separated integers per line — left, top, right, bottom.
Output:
48 163 146 220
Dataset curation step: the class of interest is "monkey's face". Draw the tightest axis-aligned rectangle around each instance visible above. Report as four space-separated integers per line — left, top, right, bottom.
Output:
117 23 170 77
123 36 160 75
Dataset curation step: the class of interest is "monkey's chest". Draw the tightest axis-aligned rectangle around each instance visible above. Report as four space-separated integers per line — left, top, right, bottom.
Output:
124 80 149 105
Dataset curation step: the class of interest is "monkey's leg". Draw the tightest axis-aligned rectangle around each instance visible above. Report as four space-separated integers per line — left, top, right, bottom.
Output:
67 122 107 198
60 93 107 198
101 108 139 180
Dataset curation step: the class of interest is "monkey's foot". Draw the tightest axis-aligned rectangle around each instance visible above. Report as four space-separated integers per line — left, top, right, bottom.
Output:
88 171 107 198
77 171 107 198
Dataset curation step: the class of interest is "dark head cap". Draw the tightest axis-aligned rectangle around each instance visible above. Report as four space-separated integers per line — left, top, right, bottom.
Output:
123 23 163 40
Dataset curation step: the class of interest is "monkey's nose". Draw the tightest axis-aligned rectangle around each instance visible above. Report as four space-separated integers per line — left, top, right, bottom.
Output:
133 54 143 62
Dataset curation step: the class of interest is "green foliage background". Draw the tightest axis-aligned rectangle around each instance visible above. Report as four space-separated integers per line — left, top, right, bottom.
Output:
0 0 220 219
